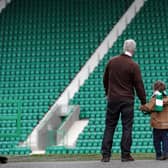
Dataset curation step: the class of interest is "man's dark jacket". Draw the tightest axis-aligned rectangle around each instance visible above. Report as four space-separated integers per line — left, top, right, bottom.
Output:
103 53 146 104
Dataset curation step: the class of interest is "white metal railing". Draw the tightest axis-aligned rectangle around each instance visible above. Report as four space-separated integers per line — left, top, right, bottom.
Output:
24 0 146 153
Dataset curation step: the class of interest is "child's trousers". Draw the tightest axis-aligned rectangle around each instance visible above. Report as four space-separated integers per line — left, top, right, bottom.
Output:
153 128 168 157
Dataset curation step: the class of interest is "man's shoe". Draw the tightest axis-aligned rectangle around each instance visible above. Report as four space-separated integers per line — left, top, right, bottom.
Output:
164 153 168 160
121 154 134 162
0 156 8 164
156 156 166 160
101 156 110 162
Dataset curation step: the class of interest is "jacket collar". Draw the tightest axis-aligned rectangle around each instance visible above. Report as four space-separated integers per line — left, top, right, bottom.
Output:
122 52 132 58
124 51 133 57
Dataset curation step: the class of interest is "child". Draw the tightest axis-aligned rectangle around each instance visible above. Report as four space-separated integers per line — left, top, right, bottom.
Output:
140 80 168 160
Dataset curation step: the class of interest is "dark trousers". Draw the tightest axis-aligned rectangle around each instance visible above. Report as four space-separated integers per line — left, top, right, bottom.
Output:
153 128 168 157
101 100 134 157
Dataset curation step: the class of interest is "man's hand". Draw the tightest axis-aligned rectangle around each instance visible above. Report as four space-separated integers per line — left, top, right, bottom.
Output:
140 104 149 112
140 105 151 114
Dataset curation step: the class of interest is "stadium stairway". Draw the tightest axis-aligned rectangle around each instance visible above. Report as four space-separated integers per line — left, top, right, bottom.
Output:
0 0 134 155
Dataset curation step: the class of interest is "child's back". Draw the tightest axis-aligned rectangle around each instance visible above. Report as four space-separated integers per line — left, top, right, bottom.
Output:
150 96 168 129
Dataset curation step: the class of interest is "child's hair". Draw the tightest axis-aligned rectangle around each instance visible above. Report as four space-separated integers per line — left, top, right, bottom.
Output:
153 80 166 92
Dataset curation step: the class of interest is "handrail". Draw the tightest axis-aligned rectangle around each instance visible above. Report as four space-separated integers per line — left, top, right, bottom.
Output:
0 99 21 137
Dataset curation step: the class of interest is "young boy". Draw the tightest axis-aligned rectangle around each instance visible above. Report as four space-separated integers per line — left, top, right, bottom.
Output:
140 80 168 160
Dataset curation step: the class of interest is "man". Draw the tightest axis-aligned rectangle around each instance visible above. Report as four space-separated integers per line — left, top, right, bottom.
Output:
101 39 146 162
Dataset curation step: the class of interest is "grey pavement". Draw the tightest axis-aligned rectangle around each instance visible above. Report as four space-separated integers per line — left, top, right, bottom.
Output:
1 160 168 168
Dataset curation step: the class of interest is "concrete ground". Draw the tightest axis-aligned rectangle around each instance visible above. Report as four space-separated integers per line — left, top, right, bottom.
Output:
1 160 168 168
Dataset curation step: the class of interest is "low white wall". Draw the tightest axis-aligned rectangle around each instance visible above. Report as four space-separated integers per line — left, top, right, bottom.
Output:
22 105 79 152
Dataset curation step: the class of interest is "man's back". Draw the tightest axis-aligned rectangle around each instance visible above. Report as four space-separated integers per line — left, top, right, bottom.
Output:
103 53 146 104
